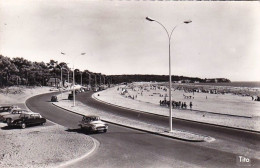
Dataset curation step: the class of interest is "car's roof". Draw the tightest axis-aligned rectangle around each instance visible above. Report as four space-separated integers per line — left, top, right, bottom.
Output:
13 109 29 111
84 115 99 118
22 112 40 115
0 105 17 108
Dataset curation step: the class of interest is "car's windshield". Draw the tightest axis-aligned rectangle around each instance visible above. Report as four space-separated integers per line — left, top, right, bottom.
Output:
91 117 100 121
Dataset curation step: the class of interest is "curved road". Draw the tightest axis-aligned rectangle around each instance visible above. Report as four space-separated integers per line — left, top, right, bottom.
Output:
26 91 260 168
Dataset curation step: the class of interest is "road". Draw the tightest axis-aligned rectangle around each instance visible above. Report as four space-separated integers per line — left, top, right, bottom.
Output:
26 91 260 168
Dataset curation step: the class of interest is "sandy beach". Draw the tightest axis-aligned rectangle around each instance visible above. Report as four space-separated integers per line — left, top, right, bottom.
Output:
124 82 260 117
94 82 260 132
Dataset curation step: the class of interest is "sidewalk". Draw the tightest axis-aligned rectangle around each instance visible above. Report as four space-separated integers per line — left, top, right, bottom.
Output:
53 92 214 142
94 87 260 132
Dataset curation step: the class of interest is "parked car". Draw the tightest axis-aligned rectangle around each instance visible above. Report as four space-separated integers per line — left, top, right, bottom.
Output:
0 107 22 119
68 93 73 100
92 87 98 92
75 89 80 94
78 115 108 133
51 95 58 102
8 112 46 129
1 109 30 123
0 105 19 113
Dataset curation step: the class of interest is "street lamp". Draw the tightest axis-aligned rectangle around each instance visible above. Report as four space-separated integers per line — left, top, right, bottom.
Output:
56 63 64 98
79 71 83 86
63 68 70 83
103 75 106 85
61 52 85 107
94 74 97 91
146 16 191 132
99 74 102 86
85 72 92 89
72 66 76 106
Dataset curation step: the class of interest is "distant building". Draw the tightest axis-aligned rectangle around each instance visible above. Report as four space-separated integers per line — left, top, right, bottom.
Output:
47 78 60 87
184 80 191 83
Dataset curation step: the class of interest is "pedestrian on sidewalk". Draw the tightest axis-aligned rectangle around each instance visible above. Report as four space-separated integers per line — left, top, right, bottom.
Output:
190 102 193 111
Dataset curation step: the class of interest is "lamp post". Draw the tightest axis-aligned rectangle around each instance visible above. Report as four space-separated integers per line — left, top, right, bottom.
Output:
79 71 83 86
56 63 63 98
63 68 70 83
103 75 106 85
72 66 76 106
85 72 91 89
94 74 97 89
99 74 102 86
146 17 191 132
61 52 86 107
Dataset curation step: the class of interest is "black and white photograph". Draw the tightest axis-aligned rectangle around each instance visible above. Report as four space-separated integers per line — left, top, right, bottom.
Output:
0 0 259 167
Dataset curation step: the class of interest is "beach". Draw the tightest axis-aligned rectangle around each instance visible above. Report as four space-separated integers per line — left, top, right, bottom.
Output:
121 82 260 117
94 82 260 132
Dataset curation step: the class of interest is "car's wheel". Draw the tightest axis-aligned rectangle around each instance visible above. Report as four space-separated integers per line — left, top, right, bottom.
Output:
104 129 107 133
6 118 12 124
41 122 45 126
21 123 26 129
80 125 84 131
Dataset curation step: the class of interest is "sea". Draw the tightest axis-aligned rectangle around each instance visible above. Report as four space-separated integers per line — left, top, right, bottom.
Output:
190 81 260 89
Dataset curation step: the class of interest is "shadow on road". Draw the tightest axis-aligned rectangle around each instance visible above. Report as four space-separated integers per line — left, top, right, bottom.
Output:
65 128 107 135
1 125 20 130
1 124 48 130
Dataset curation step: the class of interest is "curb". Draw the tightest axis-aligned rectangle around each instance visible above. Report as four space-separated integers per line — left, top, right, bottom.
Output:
52 102 207 142
57 137 99 168
92 94 260 134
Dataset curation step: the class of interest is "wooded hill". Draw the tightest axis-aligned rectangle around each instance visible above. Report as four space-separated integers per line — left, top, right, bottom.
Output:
109 75 231 84
0 55 230 87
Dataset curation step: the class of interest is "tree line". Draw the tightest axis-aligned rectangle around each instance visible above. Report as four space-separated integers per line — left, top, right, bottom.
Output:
109 75 231 84
0 55 104 87
0 55 230 87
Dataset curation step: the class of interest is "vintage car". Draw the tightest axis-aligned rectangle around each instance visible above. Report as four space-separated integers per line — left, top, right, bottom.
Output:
0 107 22 119
51 95 58 102
78 115 108 133
1 109 30 123
68 93 73 100
0 105 19 113
8 112 46 129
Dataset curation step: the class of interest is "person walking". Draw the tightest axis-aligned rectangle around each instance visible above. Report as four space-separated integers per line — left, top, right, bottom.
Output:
190 102 193 111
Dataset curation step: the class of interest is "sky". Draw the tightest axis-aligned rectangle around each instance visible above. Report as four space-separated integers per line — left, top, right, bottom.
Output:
0 0 260 81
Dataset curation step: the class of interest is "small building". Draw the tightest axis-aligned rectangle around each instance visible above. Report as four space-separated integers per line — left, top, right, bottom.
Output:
47 78 60 87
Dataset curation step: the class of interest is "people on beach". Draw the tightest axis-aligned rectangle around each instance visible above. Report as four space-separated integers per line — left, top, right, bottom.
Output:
159 99 189 110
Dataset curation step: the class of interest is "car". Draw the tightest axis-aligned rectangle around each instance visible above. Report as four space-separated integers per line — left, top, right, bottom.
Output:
0 105 19 113
75 89 80 94
92 87 98 92
8 112 46 129
0 107 22 119
68 93 73 100
51 95 58 102
78 115 108 133
80 88 85 92
1 109 30 123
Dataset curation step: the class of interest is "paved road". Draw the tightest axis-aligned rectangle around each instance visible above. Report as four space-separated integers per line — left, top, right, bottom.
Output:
26 92 260 168
77 92 260 149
